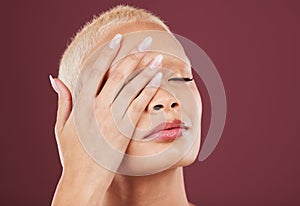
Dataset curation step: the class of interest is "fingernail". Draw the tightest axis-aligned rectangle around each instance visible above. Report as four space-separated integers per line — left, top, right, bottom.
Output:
138 36 152 52
149 54 163 70
49 74 59 94
147 72 163 88
109 33 122 49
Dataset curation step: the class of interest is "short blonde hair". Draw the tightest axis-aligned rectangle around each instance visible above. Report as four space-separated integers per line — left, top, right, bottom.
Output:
58 5 171 94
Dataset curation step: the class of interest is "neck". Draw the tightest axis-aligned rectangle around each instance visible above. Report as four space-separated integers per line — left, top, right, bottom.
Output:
102 167 190 206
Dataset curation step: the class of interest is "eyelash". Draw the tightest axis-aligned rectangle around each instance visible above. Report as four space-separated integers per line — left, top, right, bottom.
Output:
168 77 194 82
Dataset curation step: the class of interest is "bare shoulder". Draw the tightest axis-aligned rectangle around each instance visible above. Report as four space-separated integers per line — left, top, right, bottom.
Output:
189 202 196 206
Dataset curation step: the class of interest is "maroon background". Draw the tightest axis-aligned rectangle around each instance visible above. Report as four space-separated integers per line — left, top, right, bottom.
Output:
1 0 299 205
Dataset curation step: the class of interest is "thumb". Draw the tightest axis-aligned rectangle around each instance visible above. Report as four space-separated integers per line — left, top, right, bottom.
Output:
49 75 72 134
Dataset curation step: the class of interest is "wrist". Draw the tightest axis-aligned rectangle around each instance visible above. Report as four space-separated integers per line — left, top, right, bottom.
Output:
62 166 111 192
52 174 104 206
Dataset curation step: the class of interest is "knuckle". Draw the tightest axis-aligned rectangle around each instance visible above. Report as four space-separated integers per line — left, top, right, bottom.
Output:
87 67 99 79
142 87 154 97
128 52 142 62
111 70 124 82
131 101 143 112
123 84 137 97
102 46 114 56
136 69 153 82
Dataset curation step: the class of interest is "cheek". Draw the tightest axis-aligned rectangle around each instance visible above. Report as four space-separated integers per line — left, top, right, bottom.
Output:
189 83 203 113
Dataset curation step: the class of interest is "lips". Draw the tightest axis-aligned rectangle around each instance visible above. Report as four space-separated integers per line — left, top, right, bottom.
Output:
143 119 188 141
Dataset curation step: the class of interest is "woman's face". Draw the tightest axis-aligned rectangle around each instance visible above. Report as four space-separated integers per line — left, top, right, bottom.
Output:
124 52 202 172
82 22 202 175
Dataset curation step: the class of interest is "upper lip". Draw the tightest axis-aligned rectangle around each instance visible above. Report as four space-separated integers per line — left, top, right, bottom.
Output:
143 119 188 139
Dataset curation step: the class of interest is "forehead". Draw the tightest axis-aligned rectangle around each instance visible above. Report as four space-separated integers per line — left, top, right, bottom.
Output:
83 22 191 75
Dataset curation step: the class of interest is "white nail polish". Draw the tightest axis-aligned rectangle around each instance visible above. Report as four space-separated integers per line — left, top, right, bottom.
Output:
149 54 163 70
147 72 163 88
109 33 122 49
138 36 152 52
49 74 59 93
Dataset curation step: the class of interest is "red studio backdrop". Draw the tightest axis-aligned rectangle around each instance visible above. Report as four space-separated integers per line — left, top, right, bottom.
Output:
1 0 299 205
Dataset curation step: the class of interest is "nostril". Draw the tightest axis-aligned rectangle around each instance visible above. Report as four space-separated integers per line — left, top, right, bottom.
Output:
153 104 164 110
171 102 178 108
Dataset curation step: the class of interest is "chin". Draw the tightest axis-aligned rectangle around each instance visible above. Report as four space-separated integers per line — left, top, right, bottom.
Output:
118 130 201 176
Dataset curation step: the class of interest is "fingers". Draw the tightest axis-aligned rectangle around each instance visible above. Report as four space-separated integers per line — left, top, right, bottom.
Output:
109 71 163 139
75 33 122 101
126 72 163 125
49 75 72 134
111 54 163 120
97 36 153 106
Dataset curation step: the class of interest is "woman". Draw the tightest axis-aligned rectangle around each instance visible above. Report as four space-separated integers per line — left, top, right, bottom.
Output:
50 5 202 206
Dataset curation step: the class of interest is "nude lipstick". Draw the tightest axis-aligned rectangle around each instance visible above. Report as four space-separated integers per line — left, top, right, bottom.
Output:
143 119 188 142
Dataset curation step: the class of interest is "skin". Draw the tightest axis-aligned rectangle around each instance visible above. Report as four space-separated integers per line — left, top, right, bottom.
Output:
50 21 202 206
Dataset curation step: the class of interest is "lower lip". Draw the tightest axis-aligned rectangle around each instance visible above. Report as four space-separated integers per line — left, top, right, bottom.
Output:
145 128 186 142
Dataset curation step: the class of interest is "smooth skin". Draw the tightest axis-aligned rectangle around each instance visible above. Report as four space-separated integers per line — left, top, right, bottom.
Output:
50 22 197 206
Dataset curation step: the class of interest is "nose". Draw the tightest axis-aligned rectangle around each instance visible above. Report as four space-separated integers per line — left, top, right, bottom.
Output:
152 101 179 111
147 90 180 112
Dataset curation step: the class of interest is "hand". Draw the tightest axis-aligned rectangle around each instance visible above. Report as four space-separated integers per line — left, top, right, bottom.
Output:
50 34 163 205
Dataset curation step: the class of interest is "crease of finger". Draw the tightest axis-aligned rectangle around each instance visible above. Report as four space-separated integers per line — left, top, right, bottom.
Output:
110 69 144 106
121 79 160 120
79 46 121 99
99 53 147 107
110 54 162 107
113 67 159 119
96 36 153 107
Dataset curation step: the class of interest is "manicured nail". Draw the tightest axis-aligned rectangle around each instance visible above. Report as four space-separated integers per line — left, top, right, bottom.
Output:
147 72 163 88
138 36 152 52
149 54 163 70
49 74 59 93
109 33 122 49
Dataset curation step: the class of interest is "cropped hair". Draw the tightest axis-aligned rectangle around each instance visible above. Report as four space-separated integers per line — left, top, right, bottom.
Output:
58 5 171 94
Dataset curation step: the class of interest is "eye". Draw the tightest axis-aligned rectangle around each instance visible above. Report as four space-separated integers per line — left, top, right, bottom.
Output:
168 77 194 82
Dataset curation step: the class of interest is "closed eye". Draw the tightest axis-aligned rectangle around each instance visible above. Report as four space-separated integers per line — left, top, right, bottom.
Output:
168 77 194 82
